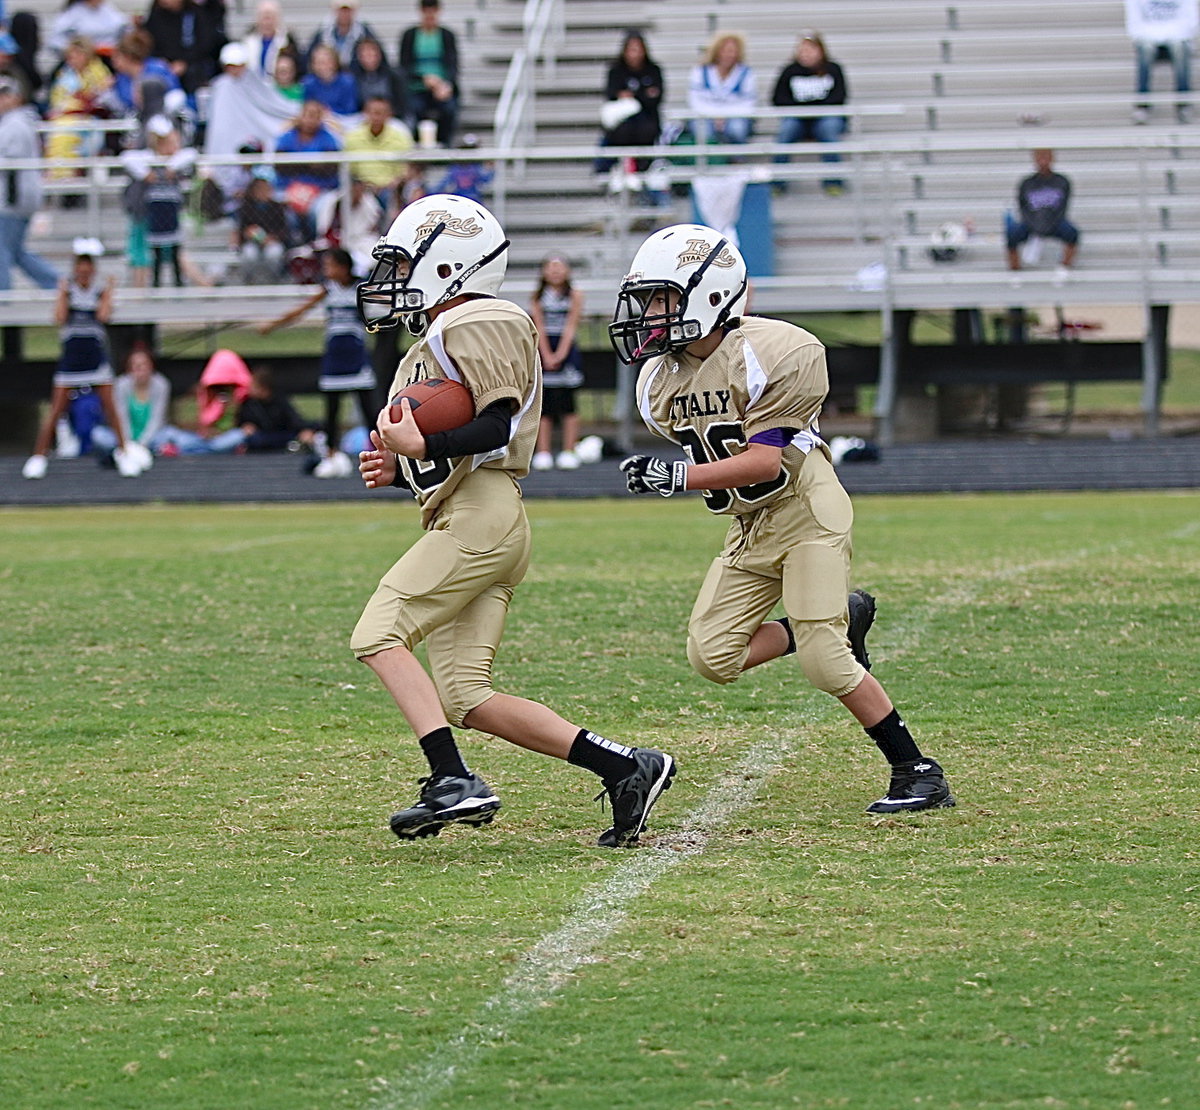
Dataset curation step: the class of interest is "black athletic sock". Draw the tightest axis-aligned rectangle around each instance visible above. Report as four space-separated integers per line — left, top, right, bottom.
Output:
865 708 922 766
775 617 797 656
567 729 638 784
418 726 469 779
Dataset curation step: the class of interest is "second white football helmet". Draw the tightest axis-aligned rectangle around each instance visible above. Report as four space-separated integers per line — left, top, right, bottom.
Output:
609 224 749 362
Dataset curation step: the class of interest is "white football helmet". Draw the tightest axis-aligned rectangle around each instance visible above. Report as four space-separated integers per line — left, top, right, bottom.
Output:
609 224 749 362
357 193 510 335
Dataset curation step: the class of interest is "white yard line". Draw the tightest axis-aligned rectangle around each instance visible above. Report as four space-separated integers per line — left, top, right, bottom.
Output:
368 730 799 1110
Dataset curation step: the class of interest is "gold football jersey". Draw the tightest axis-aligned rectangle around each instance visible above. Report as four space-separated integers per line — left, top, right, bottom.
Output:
635 316 829 516
388 297 542 526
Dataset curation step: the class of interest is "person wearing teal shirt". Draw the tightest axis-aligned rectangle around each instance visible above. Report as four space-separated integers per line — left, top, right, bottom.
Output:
398 0 459 146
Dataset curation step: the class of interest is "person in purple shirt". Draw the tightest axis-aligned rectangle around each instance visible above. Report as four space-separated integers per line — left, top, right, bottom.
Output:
301 42 360 115
1005 148 1079 271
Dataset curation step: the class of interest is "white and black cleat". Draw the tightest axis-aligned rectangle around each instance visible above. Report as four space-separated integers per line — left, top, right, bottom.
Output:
867 758 955 814
596 749 676 848
390 772 501 840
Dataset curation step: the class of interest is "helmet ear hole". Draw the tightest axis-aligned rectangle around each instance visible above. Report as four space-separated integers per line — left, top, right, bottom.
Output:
436 262 453 279
708 291 722 308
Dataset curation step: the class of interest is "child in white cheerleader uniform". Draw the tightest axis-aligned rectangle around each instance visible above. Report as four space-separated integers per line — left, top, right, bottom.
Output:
258 247 379 477
22 239 145 479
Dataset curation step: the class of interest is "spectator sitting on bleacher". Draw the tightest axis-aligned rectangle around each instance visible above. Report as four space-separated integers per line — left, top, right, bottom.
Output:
398 0 458 147
142 0 226 100
350 36 406 120
344 94 413 213
49 0 130 60
234 167 295 282
313 174 384 274
771 31 848 195
202 42 294 206
271 48 303 102
308 0 377 70
1005 148 1079 273
2 16 44 100
1126 0 1198 124
92 343 170 461
302 42 360 116
275 98 342 234
107 27 181 138
596 30 663 174
44 36 113 184
228 365 321 452
242 0 300 79
687 31 757 147
432 132 491 203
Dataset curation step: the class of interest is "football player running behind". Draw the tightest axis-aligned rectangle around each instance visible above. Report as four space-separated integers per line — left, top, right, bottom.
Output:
351 194 675 847
610 224 954 815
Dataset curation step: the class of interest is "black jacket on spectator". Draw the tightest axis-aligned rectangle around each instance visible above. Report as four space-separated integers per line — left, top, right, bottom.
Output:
603 58 664 145
235 393 313 450
350 61 408 119
771 60 847 109
143 0 227 95
236 193 295 248
351 57 408 119
8 11 44 97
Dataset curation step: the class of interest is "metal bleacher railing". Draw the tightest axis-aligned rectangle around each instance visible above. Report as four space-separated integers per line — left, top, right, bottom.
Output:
3 123 1195 443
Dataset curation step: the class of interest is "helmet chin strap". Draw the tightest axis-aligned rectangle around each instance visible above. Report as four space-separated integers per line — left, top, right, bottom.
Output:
682 236 746 332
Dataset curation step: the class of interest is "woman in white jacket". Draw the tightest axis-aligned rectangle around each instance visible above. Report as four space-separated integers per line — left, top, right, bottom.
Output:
687 31 757 146
242 0 300 79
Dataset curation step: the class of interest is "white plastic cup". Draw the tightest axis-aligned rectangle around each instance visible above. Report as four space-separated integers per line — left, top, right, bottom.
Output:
418 120 438 149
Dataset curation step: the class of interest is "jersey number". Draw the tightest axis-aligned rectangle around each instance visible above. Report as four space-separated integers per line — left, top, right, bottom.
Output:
400 454 453 495
675 422 789 513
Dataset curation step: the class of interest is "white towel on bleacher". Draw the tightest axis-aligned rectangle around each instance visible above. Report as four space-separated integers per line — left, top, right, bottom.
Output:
692 172 751 244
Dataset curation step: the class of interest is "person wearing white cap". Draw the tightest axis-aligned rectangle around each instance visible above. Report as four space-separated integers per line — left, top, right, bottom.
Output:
219 40 250 71
307 0 377 70
22 241 146 480
0 74 59 293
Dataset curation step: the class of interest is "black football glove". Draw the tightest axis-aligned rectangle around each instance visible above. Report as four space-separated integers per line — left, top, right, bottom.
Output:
619 454 689 497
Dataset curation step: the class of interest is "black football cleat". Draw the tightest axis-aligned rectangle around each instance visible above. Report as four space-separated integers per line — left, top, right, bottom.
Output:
595 748 676 848
847 588 876 672
866 758 955 814
389 772 501 840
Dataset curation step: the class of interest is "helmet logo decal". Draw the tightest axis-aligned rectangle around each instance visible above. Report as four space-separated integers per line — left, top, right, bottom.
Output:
676 240 736 269
415 211 484 239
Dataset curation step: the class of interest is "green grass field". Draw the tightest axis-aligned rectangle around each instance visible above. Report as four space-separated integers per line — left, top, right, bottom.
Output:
2 493 1197 1109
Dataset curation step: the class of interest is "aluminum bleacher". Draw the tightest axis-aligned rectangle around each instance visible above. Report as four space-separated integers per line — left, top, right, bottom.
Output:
4 0 1196 441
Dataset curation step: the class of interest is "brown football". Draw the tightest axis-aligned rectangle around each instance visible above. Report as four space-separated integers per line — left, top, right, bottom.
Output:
388 378 475 434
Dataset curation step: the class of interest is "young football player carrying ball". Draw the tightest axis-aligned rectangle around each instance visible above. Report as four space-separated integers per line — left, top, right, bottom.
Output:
352 194 675 847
